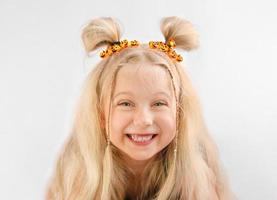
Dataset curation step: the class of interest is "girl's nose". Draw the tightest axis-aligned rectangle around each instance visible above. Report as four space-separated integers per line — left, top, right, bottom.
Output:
133 108 153 127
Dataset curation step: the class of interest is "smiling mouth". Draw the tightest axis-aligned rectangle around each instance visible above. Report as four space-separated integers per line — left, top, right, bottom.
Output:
126 134 158 143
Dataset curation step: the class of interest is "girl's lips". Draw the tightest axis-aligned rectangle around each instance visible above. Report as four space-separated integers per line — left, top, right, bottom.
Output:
126 134 158 146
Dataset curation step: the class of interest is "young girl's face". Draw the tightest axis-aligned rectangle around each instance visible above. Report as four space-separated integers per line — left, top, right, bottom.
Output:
107 63 177 162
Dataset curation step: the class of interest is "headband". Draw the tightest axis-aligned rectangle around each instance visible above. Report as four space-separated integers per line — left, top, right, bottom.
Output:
99 38 183 62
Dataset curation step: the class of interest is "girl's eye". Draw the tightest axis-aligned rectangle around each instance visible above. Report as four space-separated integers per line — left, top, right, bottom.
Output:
154 101 167 106
118 102 132 107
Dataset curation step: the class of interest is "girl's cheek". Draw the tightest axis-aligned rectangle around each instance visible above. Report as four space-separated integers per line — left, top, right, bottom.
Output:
113 110 133 119
112 111 133 129
155 110 175 120
155 113 176 129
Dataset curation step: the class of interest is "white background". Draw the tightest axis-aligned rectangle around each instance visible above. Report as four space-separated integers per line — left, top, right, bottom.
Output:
0 0 276 199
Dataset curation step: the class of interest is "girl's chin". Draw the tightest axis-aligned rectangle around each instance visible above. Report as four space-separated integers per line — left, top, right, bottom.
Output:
124 152 157 162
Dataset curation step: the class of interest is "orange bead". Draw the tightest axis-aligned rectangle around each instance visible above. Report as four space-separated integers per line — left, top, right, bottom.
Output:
160 43 169 52
176 55 183 62
149 41 155 48
130 40 139 46
167 39 176 48
168 50 177 58
107 48 113 56
100 51 106 58
111 44 121 52
120 39 129 48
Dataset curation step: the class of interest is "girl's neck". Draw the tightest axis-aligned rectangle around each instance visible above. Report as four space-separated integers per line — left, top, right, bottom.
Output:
123 155 153 199
122 152 154 176
125 175 142 200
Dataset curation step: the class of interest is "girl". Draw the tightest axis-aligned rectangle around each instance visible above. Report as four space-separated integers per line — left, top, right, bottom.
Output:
45 16 236 200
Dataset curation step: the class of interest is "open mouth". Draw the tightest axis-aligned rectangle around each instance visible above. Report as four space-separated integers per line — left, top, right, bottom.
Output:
126 134 158 145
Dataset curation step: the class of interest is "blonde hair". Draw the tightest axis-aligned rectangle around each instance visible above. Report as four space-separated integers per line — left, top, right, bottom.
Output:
45 16 236 200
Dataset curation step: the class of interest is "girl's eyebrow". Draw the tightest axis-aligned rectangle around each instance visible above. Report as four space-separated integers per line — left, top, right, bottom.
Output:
154 91 172 99
113 91 134 100
113 91 172 100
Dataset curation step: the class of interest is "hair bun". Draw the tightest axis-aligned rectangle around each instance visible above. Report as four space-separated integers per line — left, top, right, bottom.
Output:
81 17 122 54
160 16 199 51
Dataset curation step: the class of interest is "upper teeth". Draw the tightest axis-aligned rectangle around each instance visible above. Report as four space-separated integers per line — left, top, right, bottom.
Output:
130 134 153 142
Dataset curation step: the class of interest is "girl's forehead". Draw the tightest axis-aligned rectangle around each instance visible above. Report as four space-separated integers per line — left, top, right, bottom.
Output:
113 64 174 97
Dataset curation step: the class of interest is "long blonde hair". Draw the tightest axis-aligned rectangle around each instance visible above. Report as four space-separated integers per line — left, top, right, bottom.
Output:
45 16 236 200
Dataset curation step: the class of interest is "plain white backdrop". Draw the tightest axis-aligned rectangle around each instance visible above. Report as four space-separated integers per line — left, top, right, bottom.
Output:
0 0 276 199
